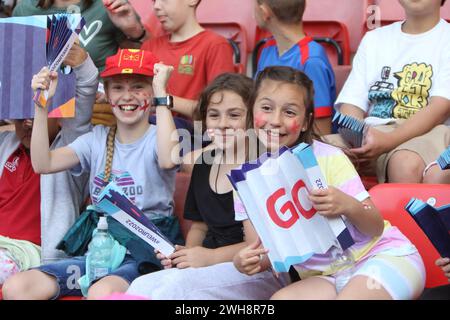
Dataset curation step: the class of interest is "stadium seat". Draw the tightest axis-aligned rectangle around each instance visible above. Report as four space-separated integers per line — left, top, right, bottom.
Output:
333 65 352 96
174 172 193 240
369 183 450 288
373 0 450 27
302 0 374 54
197 0 254 73
254 21 351 69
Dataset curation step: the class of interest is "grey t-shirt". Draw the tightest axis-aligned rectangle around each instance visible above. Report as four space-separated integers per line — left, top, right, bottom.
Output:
68 125 177 219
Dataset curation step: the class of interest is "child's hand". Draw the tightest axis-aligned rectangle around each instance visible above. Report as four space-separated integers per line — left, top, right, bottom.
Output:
168 245 212 269
103 0 146 43
436 257 450 281
102 0 142 34
153 63 174 97
103 0 132 14
154 249 173 269
308 186 354 218
32 67 58 101
350 127 393 161
63 42 88 68
233 238 268 276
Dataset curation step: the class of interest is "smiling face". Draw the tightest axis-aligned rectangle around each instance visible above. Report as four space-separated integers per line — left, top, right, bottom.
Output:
205 90 248 151
105 74 153 127
253 79 308 152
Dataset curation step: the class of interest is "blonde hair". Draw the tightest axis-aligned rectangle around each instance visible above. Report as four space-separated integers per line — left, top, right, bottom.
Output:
103 126 117 183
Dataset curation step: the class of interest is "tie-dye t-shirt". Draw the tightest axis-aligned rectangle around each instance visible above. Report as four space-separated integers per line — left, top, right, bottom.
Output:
234 140 417 277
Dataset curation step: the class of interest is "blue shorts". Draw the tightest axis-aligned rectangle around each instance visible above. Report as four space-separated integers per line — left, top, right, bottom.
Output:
35 255 140 299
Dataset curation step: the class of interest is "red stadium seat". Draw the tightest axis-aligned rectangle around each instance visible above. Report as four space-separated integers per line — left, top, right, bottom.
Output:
174 172 192 240
197 0 254 73
254 21 351 68
373 0 450 27
302 0 373 54
198 22 247 74
253 0 372 56
333 65 352 96
369 183 450 288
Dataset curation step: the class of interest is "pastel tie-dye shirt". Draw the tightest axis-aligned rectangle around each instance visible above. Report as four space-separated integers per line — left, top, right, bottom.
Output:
234 140 417 278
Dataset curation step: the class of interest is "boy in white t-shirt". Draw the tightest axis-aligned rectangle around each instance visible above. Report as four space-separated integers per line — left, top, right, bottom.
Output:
333 0 450 184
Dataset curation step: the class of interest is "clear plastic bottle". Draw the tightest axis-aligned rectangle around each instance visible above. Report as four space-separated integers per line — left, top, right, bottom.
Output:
330 247 355 294
87 217 115 281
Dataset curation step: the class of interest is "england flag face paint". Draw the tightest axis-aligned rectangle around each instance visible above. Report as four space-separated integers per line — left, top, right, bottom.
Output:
107 75 153 126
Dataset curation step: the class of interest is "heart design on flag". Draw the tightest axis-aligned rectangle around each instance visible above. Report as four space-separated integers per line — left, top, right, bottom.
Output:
79 20 103 47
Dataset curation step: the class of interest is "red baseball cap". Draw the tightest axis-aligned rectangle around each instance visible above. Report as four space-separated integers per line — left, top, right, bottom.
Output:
100 49 159 78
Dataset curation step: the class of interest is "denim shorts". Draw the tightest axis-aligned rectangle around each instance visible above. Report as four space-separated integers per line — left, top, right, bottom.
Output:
35 254 140 299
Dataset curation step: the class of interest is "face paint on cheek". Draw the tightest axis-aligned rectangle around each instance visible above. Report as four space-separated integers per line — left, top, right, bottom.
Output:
288 119 302 134
254 112 267 129
108 98 119 108
134 91 151 111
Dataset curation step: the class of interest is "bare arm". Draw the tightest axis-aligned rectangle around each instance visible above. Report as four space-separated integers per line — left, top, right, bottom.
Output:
339 103 366 120
185 221 208 247
351 98 450 159
380 97 450 150
30 68 80 174
170 220 250 268
173 96 198 119
309 188 384 238
153 63 181 169
184 221 247 265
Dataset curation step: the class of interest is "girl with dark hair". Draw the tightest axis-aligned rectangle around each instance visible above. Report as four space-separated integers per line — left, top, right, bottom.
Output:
127 73 286 299
234 66 426 300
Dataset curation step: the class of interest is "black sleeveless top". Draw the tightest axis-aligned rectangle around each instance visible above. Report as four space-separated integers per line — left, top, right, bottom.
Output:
183 151 244 249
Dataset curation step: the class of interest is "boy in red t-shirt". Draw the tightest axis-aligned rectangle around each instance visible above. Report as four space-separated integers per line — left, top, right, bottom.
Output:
140 0 235 118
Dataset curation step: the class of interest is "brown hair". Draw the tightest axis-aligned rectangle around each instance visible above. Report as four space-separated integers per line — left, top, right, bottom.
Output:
252 66 319 146
194 73 254 133
442 0 446 6
257 0 306 24
103 126 117 183
36 0 93 10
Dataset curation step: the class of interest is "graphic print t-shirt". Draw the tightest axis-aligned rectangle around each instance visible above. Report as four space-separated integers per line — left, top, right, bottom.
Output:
336 19 450 126
68 125 177 219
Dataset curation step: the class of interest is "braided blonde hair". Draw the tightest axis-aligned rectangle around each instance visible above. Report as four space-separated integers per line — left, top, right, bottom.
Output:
103 126 117 183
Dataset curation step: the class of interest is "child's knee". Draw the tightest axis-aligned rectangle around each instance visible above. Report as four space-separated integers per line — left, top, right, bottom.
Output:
270 290 286 300
2 272 31 300
387 151 425 182
87 276 129 300
3 270 58 300
423 165 450 184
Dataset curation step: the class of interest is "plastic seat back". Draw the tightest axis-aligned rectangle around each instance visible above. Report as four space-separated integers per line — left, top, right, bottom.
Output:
369 183 450 288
